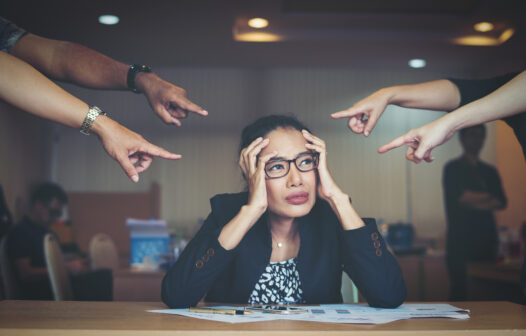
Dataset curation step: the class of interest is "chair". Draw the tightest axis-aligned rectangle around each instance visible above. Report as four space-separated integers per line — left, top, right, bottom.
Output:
0 235 19 299
341 272 359 303
44 233 73 300
89 233 119 271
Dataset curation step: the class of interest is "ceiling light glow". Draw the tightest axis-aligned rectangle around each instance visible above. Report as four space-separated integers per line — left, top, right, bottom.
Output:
474 22 494 32
98 15 120 25
408 59 426 69
248 18 269 29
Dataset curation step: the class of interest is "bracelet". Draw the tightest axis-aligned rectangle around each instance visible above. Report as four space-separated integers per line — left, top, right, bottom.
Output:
80 106 107 135
127 64 152 93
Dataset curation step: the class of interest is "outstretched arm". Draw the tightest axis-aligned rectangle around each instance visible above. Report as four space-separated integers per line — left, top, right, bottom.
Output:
331 79 461 136
11 33 207 126
378 71 526 163
0 51 180 182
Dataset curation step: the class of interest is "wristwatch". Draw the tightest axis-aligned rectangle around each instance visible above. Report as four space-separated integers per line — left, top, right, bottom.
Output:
80 106 107 135
127 64 152 93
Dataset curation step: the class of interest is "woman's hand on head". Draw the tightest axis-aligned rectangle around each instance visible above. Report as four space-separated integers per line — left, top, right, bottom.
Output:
238 137 277 215
302 130 344 202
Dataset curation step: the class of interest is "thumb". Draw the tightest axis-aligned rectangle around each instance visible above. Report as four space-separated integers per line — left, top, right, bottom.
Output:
117 155 139 183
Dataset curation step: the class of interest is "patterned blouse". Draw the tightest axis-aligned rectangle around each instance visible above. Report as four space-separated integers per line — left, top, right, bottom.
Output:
248 258 305 304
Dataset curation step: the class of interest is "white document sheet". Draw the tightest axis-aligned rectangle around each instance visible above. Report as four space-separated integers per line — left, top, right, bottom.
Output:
148 303 470 325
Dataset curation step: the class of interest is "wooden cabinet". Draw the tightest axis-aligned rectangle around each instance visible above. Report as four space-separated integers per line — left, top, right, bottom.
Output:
396 253 450 301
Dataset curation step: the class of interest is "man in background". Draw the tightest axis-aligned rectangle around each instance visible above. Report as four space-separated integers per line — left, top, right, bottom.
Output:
443 125 507 301
7 182 109 300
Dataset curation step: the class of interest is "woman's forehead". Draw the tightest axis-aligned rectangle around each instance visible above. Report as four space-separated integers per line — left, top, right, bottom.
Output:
262 128 307 158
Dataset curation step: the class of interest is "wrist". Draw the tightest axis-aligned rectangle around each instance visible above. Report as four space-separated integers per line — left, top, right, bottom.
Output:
134 71 158 94
241 203 266 220
326 191 350 208
380 86 399 105
90 114 113 139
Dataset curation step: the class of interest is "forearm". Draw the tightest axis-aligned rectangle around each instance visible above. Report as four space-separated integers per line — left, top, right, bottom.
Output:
0 51 88 128
385 79 461 111
464 198 505 211
341 219 406 308
326 193 364 231
439 71 526 134
11 34 128 89
217 205 264 250
14 260 48 283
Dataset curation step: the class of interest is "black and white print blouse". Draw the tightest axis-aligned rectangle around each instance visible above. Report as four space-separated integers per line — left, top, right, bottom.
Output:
248 258 305 304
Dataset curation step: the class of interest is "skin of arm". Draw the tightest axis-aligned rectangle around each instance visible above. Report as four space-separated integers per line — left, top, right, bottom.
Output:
302 130 365 230
0 51 180 182
458 191 505 211
377 71 526 162
14 257 88 283
10 34 207 126
13 258 48 283
331 79 461 136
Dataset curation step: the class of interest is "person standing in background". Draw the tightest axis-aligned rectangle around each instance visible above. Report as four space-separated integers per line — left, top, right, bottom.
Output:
443 125 507 301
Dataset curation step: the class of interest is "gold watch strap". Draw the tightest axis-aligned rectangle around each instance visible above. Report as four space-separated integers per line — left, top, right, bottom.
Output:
80 106 107 135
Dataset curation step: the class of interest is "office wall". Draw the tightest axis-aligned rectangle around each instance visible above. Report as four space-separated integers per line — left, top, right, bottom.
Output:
48 67 505 243
0 101 51 221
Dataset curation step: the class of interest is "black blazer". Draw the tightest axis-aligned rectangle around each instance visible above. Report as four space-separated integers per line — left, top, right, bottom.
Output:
162 192 406 308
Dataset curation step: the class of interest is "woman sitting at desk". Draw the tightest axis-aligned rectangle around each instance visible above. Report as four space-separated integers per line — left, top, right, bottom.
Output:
162 115 406 308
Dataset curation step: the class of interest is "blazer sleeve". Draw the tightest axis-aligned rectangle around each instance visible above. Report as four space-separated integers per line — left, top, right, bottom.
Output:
340 218 407 308
161 195 242 308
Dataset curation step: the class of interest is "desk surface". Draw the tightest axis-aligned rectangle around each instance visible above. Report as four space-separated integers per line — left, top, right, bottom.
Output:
0 300 525 336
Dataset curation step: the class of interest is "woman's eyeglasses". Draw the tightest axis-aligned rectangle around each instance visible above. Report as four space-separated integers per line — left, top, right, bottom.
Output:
264 152 319 179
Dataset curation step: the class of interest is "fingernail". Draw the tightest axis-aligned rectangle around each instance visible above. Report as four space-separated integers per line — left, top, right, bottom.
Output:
201 110 208 115
364 131 369 136
132 175 139 183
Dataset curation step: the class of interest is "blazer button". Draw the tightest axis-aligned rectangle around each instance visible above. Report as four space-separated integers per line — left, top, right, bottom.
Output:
371 232 379 240
195 260 204 269
202 254 210 262
206 248 215 256
375 248 382 257
373 240 381 248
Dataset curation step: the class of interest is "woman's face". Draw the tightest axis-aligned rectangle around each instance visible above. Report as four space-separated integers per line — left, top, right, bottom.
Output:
259 127 317 220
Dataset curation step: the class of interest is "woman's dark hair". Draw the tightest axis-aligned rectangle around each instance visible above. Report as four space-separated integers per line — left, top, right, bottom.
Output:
239 115 312 154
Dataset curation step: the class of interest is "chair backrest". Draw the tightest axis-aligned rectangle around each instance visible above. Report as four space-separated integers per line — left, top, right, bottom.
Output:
341 272 359 303
89 233 119 271
0 235 19 299
43 233 73 300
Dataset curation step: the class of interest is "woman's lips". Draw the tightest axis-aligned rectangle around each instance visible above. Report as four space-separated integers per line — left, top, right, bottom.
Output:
286 191 309 205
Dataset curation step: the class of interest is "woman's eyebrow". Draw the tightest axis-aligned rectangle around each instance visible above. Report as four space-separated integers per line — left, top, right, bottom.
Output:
267 151 312 162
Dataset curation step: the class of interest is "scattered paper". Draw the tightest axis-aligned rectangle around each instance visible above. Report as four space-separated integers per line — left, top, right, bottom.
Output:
148 303 470 325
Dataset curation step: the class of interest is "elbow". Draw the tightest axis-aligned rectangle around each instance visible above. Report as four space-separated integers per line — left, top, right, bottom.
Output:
161 276 201 309
368 285 407 309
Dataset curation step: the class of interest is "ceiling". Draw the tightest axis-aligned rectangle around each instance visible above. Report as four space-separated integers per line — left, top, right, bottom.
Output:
2 0 525 74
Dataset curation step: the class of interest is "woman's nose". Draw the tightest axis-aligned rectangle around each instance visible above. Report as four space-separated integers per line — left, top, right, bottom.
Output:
287 164 303 187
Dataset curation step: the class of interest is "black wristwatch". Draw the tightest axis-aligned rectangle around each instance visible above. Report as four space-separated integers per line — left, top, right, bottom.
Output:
127 64 152 93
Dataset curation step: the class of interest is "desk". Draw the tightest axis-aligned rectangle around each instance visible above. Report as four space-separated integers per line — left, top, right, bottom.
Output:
113 269 165 301
1 300 525 335
467 262 524 304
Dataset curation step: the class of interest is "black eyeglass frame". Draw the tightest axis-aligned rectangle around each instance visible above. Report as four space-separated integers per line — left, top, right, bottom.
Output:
264 152 320 179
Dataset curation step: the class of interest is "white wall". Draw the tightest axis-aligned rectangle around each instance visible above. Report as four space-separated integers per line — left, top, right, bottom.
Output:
49 67 498 242
0 101 52 221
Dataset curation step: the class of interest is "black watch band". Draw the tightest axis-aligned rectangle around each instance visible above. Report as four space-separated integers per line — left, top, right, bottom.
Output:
127 64 152 93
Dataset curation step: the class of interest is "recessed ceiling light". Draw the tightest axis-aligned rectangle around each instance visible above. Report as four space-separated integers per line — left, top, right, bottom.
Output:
474 22 494 33
408 59 426 69
248 18 269 29
98 15 120 25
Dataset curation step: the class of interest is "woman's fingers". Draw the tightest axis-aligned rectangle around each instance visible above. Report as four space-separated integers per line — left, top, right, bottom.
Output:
246 138 269 175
